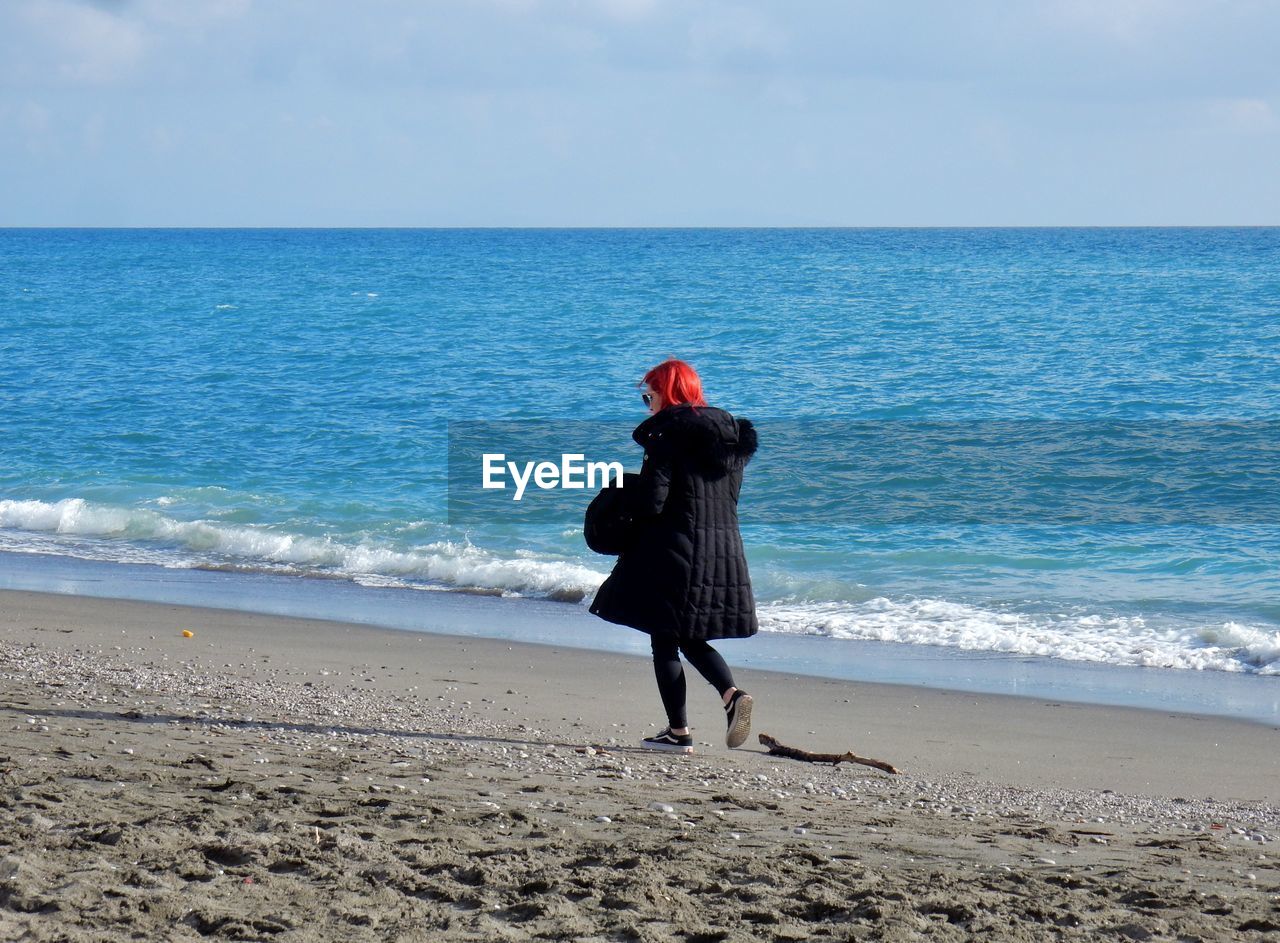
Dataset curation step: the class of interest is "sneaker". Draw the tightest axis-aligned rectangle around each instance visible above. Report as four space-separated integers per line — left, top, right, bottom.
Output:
724 690 753 748
641 727 694 754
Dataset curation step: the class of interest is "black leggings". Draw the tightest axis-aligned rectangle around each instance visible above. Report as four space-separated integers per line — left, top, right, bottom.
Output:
650 634 736 730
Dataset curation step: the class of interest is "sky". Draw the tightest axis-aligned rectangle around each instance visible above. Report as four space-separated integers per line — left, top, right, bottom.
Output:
1 0 1277 226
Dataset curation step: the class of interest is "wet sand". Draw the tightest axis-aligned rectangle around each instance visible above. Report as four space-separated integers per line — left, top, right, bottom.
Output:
2 589 1278 941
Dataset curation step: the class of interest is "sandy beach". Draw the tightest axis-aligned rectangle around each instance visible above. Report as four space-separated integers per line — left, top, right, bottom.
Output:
2 588 1278 941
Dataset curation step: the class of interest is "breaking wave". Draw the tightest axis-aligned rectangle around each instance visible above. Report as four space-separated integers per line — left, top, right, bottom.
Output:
0 497 605 602
2 496 1276 674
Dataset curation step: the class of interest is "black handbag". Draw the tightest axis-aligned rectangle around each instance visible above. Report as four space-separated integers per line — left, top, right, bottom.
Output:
583 472 640 555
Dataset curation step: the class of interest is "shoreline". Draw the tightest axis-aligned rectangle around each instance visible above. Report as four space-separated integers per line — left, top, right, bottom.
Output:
2 548 1279 727
3 588 1277 798
2 589 1278 940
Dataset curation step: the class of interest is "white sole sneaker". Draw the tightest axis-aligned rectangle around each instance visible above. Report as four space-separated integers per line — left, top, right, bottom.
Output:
641 729 694 754
641 739 694 754
725 692 753 749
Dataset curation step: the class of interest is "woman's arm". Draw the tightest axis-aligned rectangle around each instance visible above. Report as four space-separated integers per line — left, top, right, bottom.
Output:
627 449 673 516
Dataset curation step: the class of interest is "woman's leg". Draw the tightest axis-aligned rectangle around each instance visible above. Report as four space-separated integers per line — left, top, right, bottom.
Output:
650 634 688 731
682 638 753 748
677 639 736 698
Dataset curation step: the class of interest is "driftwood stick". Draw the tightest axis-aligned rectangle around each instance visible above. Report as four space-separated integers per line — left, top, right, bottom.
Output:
758 733 900 775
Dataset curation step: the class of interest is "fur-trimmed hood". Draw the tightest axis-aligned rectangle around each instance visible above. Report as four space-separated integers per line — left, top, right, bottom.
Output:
632 404 758 476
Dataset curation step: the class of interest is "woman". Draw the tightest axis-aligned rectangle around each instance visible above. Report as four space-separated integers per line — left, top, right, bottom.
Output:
589 358 759 753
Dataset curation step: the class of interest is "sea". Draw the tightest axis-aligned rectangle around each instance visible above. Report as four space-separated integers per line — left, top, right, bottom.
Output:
2 228 1278 722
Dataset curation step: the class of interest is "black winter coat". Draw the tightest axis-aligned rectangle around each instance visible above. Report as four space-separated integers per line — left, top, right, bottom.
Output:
588 404 759 641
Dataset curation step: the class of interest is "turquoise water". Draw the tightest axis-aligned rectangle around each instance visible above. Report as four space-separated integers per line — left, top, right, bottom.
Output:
2 228 1278 677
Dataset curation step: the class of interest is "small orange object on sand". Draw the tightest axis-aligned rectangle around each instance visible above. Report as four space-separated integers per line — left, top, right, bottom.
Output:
181 630 195 638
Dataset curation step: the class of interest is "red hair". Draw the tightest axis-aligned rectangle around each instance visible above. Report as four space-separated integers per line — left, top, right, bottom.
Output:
642 358 708 409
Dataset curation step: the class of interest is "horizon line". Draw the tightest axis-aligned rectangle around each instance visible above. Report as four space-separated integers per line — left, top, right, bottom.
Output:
2 224 1278 231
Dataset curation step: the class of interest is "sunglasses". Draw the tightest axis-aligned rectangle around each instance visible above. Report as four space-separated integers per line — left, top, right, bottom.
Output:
641 392 654 406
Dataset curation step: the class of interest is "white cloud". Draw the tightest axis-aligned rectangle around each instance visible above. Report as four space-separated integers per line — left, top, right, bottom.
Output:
499 0 661 21
19 0 146 84
1208 97 1276 133
2 0 1278 224
18 102 52 136
590 0 661 22
135 0 251 26
687 6 786 70
487 0 539 14
1047 0 1175 42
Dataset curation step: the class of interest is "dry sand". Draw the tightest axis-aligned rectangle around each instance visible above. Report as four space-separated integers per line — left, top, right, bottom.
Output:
1 588 1278 941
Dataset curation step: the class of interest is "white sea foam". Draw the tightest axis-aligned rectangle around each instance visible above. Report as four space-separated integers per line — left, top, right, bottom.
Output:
0 498 605 602
1198 623 1280 674
758 597 1280 674
3 496 1276 674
